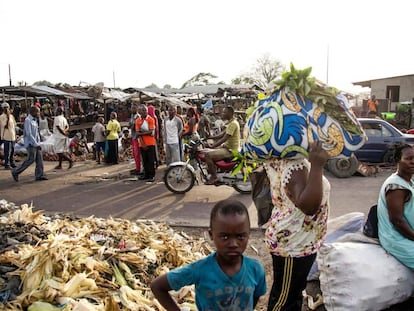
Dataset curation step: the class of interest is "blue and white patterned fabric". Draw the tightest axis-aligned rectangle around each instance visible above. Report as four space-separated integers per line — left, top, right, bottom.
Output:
242 90 366 159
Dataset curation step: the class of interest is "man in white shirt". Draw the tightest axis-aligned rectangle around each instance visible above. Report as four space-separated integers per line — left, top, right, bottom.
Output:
163 106 183 165
91 117 106 164
53 107 73 169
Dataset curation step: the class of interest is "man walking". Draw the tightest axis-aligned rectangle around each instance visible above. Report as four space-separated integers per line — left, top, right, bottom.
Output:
164 106 183 165
135 104 156 182
53 107 73 169
0 102 17 169
11 106 48 182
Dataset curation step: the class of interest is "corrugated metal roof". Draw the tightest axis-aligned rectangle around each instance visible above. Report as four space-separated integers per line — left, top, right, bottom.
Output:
0 86 52 97
32 85 69 96
135 90 191 108
353 74 414 88
101 89 132 102
127 84 262 97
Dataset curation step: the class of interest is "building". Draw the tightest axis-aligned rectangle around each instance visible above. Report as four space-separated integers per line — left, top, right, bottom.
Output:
353 74 414 112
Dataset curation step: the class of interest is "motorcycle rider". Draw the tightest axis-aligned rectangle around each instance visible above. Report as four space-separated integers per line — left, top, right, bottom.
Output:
204 106 240 185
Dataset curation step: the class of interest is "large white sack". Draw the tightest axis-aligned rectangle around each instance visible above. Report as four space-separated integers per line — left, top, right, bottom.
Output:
307 213 365 281
318 241 414 311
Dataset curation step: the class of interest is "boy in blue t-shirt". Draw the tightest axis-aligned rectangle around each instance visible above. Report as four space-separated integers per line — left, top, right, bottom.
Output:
151 199 267 310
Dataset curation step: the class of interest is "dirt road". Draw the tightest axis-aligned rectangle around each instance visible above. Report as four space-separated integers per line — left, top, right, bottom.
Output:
0 159 392 227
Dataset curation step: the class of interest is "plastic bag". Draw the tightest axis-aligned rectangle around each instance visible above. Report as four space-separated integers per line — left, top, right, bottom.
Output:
363 204 379 239
250 166 273 227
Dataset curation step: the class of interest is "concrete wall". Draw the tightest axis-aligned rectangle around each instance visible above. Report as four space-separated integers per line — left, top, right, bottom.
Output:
371 75 414 103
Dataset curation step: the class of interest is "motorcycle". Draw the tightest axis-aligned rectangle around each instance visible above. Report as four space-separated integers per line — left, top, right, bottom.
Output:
163 139 252 194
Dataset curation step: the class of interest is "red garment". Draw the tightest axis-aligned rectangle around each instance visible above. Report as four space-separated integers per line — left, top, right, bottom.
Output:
147 105 158 139
131 138 141 171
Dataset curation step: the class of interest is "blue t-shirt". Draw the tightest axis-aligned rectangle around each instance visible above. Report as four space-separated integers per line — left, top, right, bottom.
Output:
167 252 266 310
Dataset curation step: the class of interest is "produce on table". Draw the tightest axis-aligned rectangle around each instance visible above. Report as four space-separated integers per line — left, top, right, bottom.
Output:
0 199 212 310
242 63 366 160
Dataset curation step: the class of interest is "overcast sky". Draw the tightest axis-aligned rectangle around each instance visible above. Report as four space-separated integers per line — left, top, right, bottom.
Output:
1 0 412 93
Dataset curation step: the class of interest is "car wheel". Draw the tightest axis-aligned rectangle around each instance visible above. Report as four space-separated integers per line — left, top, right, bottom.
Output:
382 150 395 164
327 156 358 178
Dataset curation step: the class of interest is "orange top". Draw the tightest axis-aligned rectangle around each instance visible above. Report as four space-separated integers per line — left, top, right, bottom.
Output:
184 117 198 134
135 115 156 146
368 99 378 112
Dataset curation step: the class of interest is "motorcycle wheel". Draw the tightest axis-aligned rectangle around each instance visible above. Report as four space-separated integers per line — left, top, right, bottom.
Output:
164 165 195 194
232 173 252 194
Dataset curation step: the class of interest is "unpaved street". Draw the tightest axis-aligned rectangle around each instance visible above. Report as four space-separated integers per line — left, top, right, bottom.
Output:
0 160 391 227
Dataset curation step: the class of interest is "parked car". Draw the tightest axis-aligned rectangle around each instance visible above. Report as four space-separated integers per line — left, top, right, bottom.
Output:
327 118 414 178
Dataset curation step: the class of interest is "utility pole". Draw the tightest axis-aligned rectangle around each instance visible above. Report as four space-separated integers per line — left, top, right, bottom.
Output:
8 64 12 86
113 70 116 88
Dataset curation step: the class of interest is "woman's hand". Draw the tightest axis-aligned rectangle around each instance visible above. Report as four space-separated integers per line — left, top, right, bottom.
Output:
308 141 329 169
288 140 328 215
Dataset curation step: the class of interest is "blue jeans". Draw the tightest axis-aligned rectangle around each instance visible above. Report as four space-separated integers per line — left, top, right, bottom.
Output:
3 140 16 167
13 146 44 179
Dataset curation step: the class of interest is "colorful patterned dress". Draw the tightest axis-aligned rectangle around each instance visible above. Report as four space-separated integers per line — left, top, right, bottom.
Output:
264 158 330 257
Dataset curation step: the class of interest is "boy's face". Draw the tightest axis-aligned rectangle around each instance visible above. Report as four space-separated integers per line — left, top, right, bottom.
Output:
209 213 250 263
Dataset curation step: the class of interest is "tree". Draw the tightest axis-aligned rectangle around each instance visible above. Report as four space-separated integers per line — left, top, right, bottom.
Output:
163 84 172 89
231 76 256 85
145 83 159 89
232 54 285 89
181 72 218 89
32 80 54 86
16 81 28 86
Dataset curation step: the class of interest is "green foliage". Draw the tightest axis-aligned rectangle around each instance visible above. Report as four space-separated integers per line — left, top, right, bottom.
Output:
230 149 258 181
396 103 411 113
32 80 54 87
181 72 218 88
144 83 159 89
274 63 363 135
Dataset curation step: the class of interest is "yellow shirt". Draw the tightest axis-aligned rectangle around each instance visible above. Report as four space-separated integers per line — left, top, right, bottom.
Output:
223 118 240 151
106 119 121 140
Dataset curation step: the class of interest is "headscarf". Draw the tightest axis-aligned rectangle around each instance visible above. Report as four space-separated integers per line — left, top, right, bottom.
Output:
147 104 158 139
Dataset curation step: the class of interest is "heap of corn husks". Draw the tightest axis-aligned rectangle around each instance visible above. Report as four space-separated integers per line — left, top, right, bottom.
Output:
0 199 213 310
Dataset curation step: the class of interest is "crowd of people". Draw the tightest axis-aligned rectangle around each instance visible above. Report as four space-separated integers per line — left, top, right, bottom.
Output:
1 100 233 184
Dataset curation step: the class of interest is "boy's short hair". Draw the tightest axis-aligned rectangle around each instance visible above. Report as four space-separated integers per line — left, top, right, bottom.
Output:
210 199 250 228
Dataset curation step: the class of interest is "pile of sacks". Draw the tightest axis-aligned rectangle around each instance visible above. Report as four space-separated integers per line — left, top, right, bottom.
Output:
313 212 414 311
